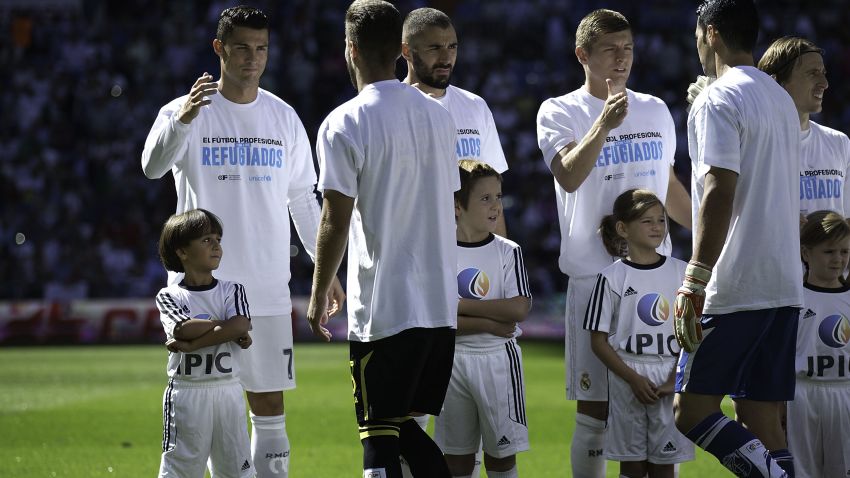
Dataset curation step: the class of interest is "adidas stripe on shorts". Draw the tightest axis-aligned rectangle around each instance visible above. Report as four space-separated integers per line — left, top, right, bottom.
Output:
434 339 529 458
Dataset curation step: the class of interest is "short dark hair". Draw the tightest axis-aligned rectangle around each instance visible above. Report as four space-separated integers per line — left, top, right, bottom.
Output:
758 36 824 85
455 160 502 210
402 7 453 43
345 0 402 67
217 5 268 44
575 9 630 52
696 0 759 53
158 209 224 273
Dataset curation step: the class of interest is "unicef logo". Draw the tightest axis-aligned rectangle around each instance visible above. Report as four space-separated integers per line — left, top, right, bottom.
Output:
636 293 670 326
818 314 850 348
457 268 490 300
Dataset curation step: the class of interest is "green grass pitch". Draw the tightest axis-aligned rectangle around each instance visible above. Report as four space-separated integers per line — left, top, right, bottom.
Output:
0 342 730 477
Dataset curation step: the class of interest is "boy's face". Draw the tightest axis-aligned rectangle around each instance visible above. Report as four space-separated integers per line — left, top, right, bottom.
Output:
177 233 223 274
457 176 502 237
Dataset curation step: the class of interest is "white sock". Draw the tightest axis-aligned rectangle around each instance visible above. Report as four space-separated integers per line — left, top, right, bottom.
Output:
251 413 290 478
470 444 482 477
486 465 518 478
570 413 606 478
723 439 786 478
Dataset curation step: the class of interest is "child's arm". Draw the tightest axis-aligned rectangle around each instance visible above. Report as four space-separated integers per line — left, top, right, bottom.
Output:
589 331 660 404
457 296 531 323
167 315 250 353
456 315 516 337
172 319 217 340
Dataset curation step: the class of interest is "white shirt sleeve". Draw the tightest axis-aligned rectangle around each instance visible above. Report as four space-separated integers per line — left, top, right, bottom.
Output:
155 289 190 338
536 100 576 170
582 273 617 333
141 101 192 179
694 97 743 174
481 106 509 173
224 282 251 319
502 243 531 298
317 123 361 198
287 186 321 261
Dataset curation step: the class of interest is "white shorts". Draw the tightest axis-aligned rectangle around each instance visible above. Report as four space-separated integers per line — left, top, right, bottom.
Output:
434 340 529 459
239 315 296 392
605 354 694 465
159 379 254 478
786 378 850 478
566 275 609 401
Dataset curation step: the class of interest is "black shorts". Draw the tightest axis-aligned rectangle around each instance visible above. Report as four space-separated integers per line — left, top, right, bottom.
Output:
350 327 455 425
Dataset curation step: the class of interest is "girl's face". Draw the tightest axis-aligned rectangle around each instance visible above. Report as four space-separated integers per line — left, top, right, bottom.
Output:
619 203 667 257
803 236 850 287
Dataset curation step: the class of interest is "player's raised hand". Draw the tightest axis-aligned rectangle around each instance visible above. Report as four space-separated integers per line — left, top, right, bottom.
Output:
674 261 712 353
177 73 219 125
306 290 332 342
685 75 715 111
600 78 628 130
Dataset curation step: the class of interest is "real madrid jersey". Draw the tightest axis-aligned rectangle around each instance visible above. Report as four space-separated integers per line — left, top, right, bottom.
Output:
583 256 686 357
536 88 676 278
797 283 850 381
155 279 250 383
432 85 508 173
142 89 317 316
456 234 531 350
799 121 850 217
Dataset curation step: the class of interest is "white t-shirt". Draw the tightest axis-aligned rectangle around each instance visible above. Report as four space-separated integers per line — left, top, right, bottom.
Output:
798 283 850 381
688 66 803 313
536 88 676 277
317 80 459 342
456 234 531 350
583 256 686 357
799 121 850 216
142 89 318 316
155 279 250 383
432 85 509 173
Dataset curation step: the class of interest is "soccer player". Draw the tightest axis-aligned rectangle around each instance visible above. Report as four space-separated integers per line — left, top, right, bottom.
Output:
307 1 458 477
402 7 509 237
758 37 850 217
434 160 531 478
535 9 690 476
584 189 694 478
673 1 803 477
141 7 343 477
154 208 254 478
794 210 850 478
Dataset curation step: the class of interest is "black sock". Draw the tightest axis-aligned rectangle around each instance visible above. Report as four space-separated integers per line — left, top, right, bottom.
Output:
361 422 402 478
398 417 450 477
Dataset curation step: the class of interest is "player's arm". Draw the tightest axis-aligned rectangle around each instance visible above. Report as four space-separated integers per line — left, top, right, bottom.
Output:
169 315 251 352
691 166 737 267
141 73 218 179
307 189 354 341
589 331 659 404
549 80 627 192
456 315 516 338
457 296 531 323
665 166 692 230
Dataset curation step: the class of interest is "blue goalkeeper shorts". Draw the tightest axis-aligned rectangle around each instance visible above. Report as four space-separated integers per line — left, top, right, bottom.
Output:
675 306 799 401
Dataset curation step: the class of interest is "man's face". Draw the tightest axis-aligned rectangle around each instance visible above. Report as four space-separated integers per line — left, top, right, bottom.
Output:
695 23 716 77
783 52 828 115
407 25 458 90
581 29 633 91
218 26 268 87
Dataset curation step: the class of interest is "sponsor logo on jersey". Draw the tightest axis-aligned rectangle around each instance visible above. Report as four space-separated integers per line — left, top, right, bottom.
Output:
624 286 638 296
662 441 677 453
636 293 670 326
241 460 251 471
579 372 591 391
818 314 850 348
497 436 511 447
217 174 241 181
457 268 490 300
603 173 626 181
803 308 817 319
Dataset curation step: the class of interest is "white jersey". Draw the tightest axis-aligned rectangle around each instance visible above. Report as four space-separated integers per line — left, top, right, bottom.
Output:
583 256 687 358
799 121 850 216
688 66 803 313
797 283 850 381
456 234 532 350
536 88 676 277
432 85 508 173
155 279 250 383
317 80 459 342
142 89 318 316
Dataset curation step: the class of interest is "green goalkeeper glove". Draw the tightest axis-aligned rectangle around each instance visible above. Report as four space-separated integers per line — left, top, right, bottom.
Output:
674 261 712 353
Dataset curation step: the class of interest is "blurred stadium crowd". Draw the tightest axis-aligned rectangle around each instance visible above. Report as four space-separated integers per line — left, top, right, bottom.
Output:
3 0 850 300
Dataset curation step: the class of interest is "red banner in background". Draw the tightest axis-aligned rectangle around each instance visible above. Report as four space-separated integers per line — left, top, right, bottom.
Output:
0 296 565 345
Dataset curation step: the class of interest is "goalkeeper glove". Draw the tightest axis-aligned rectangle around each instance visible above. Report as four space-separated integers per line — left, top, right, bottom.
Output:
674 261 712 352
